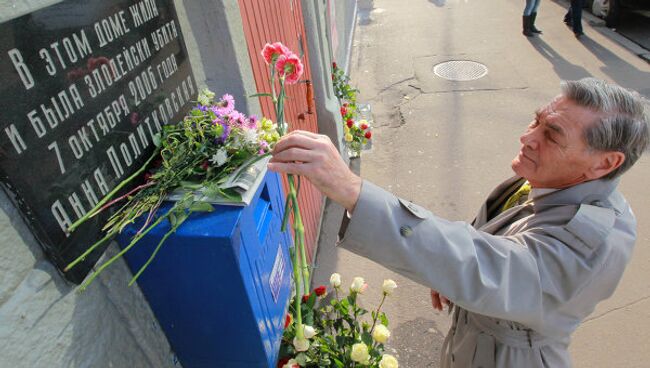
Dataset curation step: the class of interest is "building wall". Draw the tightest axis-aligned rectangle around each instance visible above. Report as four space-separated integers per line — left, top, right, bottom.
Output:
0 1 261 367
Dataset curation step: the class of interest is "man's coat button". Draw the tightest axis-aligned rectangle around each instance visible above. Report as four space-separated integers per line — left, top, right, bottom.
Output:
400 226 413 237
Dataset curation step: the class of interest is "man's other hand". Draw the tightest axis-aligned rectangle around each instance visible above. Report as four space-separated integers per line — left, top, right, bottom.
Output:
268 130 363 213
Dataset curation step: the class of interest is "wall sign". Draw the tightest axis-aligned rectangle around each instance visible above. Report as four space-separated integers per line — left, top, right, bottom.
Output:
0 0 196 283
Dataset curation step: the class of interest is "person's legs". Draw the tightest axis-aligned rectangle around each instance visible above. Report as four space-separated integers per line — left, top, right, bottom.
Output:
571 0 584 36
530 0 543 34
523 0 536 36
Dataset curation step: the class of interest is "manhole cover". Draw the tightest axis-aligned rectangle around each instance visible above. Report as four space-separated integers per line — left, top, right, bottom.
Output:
433 60 488 81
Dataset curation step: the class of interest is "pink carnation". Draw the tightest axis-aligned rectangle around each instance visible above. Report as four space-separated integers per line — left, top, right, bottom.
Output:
275 53 304 84
261 42 289 65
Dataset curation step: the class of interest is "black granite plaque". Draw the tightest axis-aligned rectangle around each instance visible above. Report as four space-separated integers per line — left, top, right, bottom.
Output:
0 0 196 283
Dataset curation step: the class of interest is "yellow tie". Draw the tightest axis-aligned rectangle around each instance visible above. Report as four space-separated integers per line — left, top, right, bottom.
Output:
501 182 531 212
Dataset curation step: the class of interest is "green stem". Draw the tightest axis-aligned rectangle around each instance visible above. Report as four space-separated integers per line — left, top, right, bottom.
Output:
68 147 161 233
370 294 387 333
128 212 189 286
292 233 304 341
64 229 117 272
78 203 176 291
288 174 309 294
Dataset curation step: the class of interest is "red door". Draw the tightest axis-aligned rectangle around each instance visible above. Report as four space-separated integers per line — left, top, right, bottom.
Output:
239 0 322 263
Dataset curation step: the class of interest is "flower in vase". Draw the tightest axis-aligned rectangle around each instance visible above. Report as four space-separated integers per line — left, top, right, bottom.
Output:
210 148 228 167
314 285 327 297
345 133 353 142
346 119 354 128
351 343 370 363
359 120 369 130
262 42 290 65
303 325 317 339
340 107 347 116
372 324 391 343
365 131 372 139
293 337 310 352
330 273 341 288
379 354 399 368
276 53 304 84
350 277 367 293
382 279 397 295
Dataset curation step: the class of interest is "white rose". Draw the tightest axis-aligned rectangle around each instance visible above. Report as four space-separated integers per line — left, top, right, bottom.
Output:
372 324 391 343
210 148 228 167
293 337 309 352
350 277 366 293
350 343 370 363
382 279 397 295
379 354 399 368
303 325 317 339
330 273 341 288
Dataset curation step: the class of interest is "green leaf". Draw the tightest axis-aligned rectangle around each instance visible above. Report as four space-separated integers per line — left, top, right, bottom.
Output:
361 332 372 345
380 313 389 327
189 202 214 213
152 133 162 147
249 92 273 98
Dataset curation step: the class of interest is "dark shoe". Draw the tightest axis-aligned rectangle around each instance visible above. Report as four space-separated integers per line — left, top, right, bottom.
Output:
522 15 533 37
531 12 542 34
574 31 584 38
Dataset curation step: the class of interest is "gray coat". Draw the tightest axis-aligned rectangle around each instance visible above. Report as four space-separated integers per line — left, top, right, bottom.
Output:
337 176 636 367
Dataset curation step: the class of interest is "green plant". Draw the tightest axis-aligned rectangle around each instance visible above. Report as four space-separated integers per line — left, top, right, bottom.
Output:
278 275 399 368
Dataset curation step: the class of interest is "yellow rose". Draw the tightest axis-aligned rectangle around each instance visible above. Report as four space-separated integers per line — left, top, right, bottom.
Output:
345 133 353 142
350 343 370 363
372 324 391 343
379 354 399 368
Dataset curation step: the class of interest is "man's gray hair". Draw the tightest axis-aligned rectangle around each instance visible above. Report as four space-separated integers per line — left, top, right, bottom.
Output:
561 78 649 179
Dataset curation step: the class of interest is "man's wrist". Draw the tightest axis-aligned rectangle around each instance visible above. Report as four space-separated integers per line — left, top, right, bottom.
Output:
341 175 362 214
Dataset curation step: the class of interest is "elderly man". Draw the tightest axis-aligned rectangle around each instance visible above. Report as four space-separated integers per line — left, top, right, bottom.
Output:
268 78 649 367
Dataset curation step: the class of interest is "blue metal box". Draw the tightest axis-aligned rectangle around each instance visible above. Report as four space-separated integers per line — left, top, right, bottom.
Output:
117 172 293 368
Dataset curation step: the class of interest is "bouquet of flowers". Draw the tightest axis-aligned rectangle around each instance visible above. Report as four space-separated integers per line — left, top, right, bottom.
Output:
64 89 280 290
278 274 399 368
332 62 372 158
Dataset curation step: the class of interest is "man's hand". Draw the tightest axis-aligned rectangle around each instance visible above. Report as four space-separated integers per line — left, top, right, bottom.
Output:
268 130 363 213
430 289 451 312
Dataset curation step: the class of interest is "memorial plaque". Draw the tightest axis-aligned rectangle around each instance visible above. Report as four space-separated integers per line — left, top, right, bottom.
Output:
0 0 197 283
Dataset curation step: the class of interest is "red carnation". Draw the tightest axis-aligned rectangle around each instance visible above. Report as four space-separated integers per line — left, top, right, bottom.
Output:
340 107 347 116
302 293 311 303
332 62 337 69
284 313 292 329
277 357 290 368
365 131 372 139
346 119 354 128
360 123 369 130
314 285 327 296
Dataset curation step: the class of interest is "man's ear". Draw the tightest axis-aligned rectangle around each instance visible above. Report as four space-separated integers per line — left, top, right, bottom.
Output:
588 151 626 179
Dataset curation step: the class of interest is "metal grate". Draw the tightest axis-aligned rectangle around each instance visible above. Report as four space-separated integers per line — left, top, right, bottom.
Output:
433 60 488 81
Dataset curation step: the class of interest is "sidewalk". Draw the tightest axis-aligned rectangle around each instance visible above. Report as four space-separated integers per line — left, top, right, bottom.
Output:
312 0 650 367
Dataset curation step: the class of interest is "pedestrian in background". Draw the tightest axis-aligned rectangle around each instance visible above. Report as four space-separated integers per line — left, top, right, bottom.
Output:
564 0 585 37
523 0 543 36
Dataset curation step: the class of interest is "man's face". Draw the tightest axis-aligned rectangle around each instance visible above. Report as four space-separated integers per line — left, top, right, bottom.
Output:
511 95 604 188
